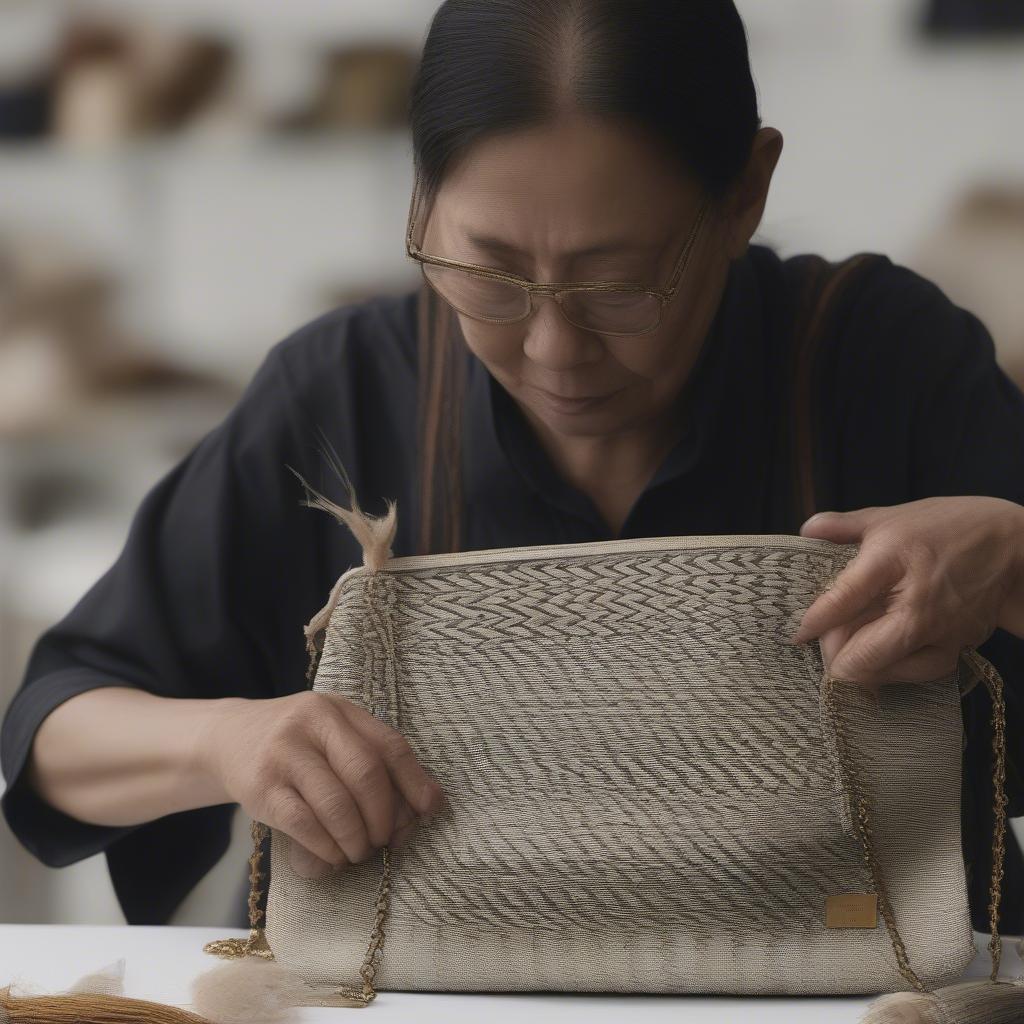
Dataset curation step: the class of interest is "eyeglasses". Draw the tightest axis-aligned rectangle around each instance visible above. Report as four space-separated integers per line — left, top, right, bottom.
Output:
405 169 710 337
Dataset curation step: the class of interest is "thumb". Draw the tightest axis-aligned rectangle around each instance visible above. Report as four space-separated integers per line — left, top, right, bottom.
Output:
799 508 874 543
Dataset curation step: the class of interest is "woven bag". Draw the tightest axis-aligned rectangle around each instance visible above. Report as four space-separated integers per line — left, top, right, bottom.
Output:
198 259 1022 1021
201 511 1020 1020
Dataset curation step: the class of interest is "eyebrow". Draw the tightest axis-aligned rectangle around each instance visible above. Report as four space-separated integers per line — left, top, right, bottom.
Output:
462 231 657 260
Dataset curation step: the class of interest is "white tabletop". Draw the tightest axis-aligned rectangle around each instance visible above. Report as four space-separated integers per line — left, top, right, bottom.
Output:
0 925 1019 1023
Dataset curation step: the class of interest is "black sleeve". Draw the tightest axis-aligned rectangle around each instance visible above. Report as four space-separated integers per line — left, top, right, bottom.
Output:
831 263 1024 932
0 313 365 924
903 286 1024 934
890 276 1024 813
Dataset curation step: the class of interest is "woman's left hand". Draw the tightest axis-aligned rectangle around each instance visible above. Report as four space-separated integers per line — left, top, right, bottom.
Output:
787 496 1024 685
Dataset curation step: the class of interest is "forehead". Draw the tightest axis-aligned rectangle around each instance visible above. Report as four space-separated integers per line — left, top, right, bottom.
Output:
427 116 702 254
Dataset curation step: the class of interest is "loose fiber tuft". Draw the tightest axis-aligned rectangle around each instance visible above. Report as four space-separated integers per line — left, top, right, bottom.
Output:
859 992 943 1024
190 959 313 1024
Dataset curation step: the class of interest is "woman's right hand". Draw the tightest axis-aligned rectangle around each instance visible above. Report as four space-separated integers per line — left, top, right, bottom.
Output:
197 691 446 879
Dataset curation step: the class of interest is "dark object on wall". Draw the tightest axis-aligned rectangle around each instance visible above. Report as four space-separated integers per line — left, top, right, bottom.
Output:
922 0 1024 36
0 77 52 139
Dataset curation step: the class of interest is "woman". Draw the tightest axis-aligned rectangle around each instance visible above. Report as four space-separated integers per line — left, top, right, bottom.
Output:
2 0 1023 936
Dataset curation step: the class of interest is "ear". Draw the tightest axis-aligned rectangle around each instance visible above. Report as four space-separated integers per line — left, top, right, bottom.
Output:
722 127 784 260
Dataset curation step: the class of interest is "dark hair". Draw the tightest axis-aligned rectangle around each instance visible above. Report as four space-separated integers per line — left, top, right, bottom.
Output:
410 0 761 555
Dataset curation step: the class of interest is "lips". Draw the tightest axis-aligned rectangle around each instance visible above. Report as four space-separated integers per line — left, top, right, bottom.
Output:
529 384 620 411
531 383 616 400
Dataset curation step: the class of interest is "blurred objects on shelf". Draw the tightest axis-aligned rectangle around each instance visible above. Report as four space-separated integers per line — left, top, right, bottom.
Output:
281 45 418 132
0 4 425 147
913 183 1024 390
0 229 236 440
922 0 1024 36
52 16 233 146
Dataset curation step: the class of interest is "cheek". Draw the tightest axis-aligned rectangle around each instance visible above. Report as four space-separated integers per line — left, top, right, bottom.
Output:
608 310 705 389
610 337 684 382
457 318 524 373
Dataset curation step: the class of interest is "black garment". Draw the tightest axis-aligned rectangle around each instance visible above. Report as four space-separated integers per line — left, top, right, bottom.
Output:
2 245 1023 932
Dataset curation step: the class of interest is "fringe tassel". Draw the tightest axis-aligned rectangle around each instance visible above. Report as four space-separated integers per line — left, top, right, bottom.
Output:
0 955 325 1024
0 990 209 1023
861 979 1024 1024
1 958 209 1023
285 464 398 574
285 462 398 684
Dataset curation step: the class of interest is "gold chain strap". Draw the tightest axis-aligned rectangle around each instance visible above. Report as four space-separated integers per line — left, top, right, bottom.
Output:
961 647 1008 983
203 821 393 1007
822 645 1008 991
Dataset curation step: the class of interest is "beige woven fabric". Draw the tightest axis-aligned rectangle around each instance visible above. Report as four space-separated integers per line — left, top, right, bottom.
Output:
265 534 975 994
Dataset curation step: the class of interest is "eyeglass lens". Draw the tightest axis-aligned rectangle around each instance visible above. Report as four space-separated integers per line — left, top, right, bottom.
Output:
421 264 661 334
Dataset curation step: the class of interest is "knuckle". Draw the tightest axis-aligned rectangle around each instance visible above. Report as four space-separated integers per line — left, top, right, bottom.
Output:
315 788 357 823
281 690 332 729
346 755 389 794
270 793 311 837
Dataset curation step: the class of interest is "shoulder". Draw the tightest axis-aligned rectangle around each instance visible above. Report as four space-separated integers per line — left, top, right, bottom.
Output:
210 286 421 483
749 242 968 330
224 286 420 441
748 243 999 391
749 245 1024 503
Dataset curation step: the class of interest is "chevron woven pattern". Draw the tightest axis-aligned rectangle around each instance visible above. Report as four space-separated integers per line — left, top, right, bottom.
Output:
265 535 975 994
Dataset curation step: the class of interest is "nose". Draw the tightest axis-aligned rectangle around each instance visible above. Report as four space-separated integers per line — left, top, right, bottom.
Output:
522 293 602 371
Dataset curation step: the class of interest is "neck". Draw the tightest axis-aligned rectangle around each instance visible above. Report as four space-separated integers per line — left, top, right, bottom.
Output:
519 403 688 536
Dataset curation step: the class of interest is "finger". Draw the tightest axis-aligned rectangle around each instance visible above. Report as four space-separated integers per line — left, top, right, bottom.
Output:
385 794 418 848
791 549 899 644
393 793 416 828
266 784 344 868
290 841 337 880
828 606 951 681
319 726 396 849
799 508 876 542
389 821 416 849
827 641 958 686
818 594 888 665
291 757 372 864
874 646 960 683
339 703 447 818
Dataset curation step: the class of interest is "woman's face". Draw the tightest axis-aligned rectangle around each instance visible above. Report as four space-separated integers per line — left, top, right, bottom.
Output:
419 114 743 442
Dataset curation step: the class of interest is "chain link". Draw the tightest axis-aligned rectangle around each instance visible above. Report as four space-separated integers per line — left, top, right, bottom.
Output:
203 824 393 1006
822 645 1008 991
960 647 1008 983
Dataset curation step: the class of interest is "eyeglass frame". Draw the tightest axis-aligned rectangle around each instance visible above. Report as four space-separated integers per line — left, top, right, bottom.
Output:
404 168 712 337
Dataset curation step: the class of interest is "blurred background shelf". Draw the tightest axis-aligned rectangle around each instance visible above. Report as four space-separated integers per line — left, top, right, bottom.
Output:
0 135 420 381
